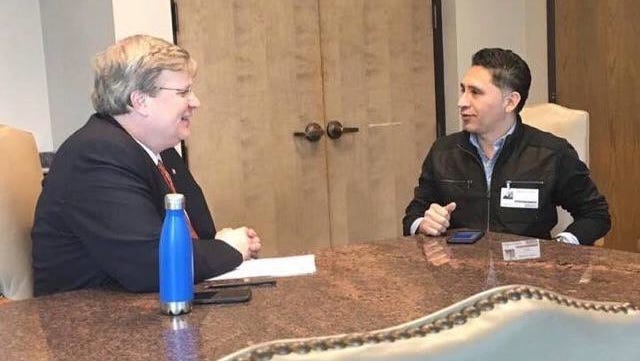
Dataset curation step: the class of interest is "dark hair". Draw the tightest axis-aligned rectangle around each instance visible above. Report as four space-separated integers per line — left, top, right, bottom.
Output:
472 48 531 113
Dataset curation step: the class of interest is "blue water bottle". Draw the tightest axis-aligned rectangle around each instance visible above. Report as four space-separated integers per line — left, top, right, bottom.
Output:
159 193 194 315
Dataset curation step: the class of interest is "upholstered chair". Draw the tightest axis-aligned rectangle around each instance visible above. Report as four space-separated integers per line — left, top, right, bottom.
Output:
218 285 640 361
519 103 597 244
0 125 42 300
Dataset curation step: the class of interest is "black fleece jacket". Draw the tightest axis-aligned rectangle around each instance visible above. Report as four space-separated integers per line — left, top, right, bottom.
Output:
403 117 610 245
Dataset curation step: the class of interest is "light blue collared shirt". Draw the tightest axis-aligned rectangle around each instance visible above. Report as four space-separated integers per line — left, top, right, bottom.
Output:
468 121 516 188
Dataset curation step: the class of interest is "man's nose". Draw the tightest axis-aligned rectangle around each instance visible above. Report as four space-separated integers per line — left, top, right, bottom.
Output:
189 92 201 108
457 91 469 108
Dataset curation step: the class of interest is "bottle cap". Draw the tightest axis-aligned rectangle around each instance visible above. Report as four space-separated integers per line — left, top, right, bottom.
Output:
164 193 185 210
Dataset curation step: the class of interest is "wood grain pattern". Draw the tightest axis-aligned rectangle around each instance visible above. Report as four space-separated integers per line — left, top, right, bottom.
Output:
555 0 640 251
177 0 331 255
177 0 437 254
320 0 437 245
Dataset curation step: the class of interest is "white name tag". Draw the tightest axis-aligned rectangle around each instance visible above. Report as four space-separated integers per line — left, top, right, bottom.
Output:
500 187 539 209
502 239 541 261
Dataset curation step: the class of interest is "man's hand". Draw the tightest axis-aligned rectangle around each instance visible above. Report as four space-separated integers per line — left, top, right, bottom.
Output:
215 226 262 260
246 227 262 259
215 227 250 259
418 202 457 236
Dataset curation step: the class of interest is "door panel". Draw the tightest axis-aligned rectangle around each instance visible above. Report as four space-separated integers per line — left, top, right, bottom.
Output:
555 0 640 251
320 0 436 245
177 0 436 254
177 0 331 255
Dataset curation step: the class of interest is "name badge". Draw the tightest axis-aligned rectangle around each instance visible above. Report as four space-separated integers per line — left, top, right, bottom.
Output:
500 187 539 209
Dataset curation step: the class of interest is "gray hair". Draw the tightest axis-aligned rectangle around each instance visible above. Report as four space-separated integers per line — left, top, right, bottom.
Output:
91 34 197 115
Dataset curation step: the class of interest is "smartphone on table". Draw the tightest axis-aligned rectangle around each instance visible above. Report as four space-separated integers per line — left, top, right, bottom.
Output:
447 230 484 244
193 287 252 305
204 276 276 289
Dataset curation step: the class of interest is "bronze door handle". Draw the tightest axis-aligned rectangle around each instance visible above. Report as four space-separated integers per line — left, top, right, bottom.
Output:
326 120 359 139
293 122 324 142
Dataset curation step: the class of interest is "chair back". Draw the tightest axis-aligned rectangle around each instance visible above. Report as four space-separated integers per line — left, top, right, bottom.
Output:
219 285 640 361
520 103 589 238
0 125 42 300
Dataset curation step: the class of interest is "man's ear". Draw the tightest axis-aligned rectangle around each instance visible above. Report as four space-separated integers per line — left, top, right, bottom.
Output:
129 90 150 116
504 91 522 113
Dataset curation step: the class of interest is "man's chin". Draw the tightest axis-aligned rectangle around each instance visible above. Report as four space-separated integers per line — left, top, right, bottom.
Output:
178 127 191 139
461 122 476 133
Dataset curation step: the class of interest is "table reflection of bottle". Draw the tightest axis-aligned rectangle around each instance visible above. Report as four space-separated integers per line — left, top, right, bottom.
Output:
484 249 498 290
163 317 200 361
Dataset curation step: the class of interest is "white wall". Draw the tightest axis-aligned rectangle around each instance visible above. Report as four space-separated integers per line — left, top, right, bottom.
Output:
0 0 53 151
0 0 173 152
38 0 174 149
40 0 116 149
111 0 174 42
524 0 548 105
443 0 548 134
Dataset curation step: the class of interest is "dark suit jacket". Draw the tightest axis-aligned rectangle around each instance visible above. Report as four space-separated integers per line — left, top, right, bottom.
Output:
32 113 242 296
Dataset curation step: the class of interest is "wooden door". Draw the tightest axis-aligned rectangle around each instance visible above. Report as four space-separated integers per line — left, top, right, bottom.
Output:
320 0 436 245
554 0 640 251
177 0 331 255
177 0 436 255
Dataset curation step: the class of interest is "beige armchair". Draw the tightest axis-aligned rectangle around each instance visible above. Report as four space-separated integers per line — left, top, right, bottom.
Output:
520 103 592 242
0 125 42 300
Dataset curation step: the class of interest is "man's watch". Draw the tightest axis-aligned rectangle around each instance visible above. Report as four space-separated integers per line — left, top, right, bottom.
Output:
554 235 569 243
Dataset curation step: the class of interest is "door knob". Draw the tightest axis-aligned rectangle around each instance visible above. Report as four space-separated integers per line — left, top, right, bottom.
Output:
293 122 324 142
326 120 359 139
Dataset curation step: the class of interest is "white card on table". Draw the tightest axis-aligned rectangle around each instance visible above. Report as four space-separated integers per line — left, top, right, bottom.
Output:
502 239 541 261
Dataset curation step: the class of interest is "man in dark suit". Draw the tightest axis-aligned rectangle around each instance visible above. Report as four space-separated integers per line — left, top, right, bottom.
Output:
32 35 261 296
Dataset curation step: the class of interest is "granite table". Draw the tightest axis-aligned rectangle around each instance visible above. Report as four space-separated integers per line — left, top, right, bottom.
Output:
3 232 640 361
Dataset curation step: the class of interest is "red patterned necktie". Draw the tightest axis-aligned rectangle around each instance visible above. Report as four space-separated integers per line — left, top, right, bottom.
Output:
157 160 199 240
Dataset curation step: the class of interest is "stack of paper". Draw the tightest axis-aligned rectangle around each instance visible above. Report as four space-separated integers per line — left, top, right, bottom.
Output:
206 254 316 281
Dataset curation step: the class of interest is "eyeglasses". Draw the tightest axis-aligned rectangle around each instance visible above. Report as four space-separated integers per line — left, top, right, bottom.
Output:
156 85 193 97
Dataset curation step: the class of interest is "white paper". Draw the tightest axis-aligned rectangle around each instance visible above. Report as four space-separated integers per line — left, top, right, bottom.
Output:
502 239 541 261
206 254 316 281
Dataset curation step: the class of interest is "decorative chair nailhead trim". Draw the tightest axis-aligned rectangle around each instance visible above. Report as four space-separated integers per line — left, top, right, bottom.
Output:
228 285 638 361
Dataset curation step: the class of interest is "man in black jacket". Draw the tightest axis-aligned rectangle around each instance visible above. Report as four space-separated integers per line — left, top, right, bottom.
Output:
403 48 610 245
32 35 261 296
